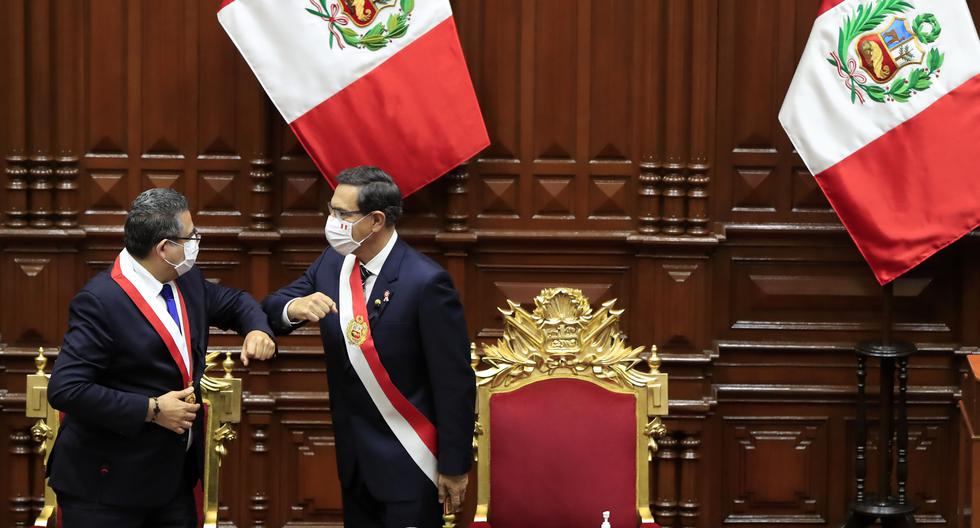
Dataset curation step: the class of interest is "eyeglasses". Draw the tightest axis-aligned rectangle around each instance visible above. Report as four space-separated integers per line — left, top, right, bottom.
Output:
328 205 364 221
171 228 202 242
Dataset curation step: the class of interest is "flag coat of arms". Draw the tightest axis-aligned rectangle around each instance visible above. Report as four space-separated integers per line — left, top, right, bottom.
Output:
779 0 980 284
218 0 489 197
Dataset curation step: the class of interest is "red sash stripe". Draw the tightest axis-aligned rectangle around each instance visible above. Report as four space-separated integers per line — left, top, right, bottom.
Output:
349 264 438 454
110 256 192 387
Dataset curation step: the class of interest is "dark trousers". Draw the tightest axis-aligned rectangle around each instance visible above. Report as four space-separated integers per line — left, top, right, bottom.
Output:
57 457 198 528
342 467 441 528
58 485 196 528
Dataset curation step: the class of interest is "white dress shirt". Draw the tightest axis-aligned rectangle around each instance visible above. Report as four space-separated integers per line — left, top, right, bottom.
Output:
118 249 193 448
283 230 399 325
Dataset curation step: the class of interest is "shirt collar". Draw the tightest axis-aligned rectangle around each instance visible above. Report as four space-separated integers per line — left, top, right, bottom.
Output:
120 248 172 298
362 230 398 276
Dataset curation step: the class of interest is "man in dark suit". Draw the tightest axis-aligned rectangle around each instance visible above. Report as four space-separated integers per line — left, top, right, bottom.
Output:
47 188 276 528
262 166 475 528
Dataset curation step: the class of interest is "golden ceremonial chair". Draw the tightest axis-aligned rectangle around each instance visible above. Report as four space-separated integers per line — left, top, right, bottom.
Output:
26 348 243 528
468 288 669 528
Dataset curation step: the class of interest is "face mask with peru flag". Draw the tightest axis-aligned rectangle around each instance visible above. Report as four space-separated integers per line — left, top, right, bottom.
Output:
325 215 372 256
779 0 980 284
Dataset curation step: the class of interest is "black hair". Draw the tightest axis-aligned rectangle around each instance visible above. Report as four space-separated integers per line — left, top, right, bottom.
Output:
336 166 403 226
123 188 189 258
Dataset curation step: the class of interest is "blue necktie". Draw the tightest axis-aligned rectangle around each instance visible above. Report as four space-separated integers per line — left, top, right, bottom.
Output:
160 284 182 334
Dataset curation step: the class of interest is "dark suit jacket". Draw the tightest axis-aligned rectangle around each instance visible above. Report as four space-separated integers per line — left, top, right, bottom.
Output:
262 237 476 501
47 264 272 507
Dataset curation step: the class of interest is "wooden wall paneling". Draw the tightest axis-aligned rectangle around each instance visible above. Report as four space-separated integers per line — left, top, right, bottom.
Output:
631 0 665 239
1 250 60 346
469 247 633 342
80 0 132 227
662 0 692 236
651 256 710 356
52 0 81 229
1 0 28 228
716 0 830 228
686 0 716 238
715 242 959 345
26 0 53 229
242 370 275 527
722 415 832 525
657 417 712 528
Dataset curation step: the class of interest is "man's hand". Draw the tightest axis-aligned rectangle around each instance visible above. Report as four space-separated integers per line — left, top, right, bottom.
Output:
147 386 200 434
286 292 338 323
437 472 468 513
241 330 276 366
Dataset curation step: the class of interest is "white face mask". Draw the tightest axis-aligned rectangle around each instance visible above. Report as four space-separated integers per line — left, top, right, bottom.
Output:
325 214 373 256
163 237 199 276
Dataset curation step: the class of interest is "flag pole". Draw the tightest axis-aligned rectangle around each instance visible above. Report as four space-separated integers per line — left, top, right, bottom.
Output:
841 282 915 528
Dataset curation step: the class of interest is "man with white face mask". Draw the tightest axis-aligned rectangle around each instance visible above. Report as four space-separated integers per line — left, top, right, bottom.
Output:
46 188 276 527
262 166 476 528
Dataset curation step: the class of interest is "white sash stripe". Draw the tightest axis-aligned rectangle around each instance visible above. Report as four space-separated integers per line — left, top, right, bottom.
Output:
338 255 438 485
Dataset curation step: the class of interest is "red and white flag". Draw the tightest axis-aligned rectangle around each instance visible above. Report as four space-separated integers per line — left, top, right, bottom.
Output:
218 0 489 196
780 0 980 284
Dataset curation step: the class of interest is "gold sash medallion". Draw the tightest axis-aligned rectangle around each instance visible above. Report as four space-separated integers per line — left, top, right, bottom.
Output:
346 314 370 346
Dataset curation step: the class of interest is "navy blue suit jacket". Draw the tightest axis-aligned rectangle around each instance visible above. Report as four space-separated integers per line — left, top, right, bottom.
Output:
47 264 272 507
262 237 476 501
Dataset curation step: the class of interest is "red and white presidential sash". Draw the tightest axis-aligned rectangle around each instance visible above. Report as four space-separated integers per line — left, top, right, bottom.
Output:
110 255 193 389
337 255 439 485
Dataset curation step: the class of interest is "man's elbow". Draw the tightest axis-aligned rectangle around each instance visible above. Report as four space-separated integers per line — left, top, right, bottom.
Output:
46 378 69 411
46 375 82 413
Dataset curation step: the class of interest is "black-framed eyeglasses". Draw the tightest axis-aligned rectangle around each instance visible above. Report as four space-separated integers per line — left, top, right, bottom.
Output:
172 228 202 241
328 205 364 221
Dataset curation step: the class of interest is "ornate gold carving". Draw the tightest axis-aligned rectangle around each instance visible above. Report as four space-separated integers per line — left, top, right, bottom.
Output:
26 347 58 527
473 288 669 527
201 350 243 528
646 417 668 459
475 288 664 391
31 420 53 446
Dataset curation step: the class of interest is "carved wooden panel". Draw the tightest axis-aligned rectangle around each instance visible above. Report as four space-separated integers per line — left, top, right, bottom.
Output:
280 422 344 525
471 256 632 340
717 246 958 343
723 418 830 524
1 254 62 345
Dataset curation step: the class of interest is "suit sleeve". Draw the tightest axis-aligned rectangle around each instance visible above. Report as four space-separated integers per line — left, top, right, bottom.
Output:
47 291 148 438
261 250 326 335
202 274 275 338
418 271 476 476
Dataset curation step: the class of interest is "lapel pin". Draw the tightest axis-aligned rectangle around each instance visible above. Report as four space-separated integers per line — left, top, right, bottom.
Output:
374 299 382 307
383 290 391 303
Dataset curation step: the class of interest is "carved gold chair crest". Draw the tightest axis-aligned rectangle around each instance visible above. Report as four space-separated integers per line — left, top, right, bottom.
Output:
469 288 668 528
26 349 243 528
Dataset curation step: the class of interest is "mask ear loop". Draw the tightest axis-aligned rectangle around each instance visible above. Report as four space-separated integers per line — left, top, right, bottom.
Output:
161 239 186 269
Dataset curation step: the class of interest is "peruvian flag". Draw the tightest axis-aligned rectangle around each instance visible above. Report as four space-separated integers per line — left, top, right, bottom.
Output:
218 0 489 197
780 0 980 284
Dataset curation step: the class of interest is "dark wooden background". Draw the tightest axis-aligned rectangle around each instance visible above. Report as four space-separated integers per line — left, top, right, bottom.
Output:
3 1 980 526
